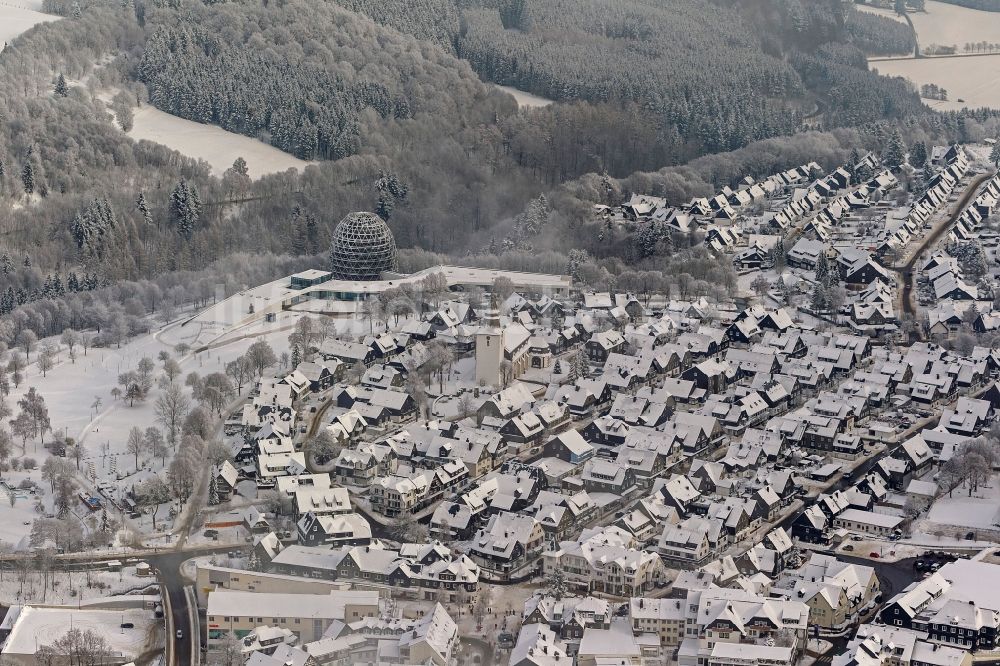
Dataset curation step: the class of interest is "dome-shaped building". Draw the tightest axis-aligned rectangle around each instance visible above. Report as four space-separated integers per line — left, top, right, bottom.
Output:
329 212 398 281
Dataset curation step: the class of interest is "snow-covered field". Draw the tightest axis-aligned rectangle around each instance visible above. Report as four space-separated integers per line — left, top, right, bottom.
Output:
0 2 59 47
910 1 1000 48
0 302 322 545
873 55 1000 110
3 606 155 658
126 104 314 178
0 566 156 606
860 1 1000 47
495 85 554 109
927 477 1000 530
0 483 44 547
861 1 1000 110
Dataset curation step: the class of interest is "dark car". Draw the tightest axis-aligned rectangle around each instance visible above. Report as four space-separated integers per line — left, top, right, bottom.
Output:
120 623 134 629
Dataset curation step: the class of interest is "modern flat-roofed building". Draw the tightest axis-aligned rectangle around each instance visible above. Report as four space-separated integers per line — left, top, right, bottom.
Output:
289 270 333 290
194 564 351 606
206 589 379 646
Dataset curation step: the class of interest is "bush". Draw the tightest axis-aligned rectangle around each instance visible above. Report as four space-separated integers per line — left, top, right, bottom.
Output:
21 458 37 470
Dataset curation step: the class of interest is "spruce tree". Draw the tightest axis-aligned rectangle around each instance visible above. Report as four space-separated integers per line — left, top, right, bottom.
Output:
54 74 69 97
169 179 201 240
305 214 319 255
811 281 828 313
814 252 830 286
848 148 861 183
883 130 905 167
991 140 1000 167
136 192 153 226
231 157 248 178
20 161 33 195
208 473 219 506
290 206 305 255
909 141 927 168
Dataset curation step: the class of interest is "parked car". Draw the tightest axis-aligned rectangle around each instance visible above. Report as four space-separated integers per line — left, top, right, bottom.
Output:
869 552 880 559
843 544 854 551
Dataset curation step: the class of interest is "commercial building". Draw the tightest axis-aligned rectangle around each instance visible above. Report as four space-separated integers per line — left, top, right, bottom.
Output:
205 590 380 645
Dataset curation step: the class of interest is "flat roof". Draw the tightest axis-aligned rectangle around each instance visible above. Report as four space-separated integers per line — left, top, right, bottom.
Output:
187 264 572 336
936 559 1000 609
710 642 794 659
198 564 352 588
291 270 332 280
206 590 379 620
300 264 571 296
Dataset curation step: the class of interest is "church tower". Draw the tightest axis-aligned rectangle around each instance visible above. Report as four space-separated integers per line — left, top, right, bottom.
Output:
475 296 504 387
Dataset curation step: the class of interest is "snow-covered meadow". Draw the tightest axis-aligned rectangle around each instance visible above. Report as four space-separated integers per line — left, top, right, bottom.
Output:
862 1 1000 110
125 104 315 178
0 565 157 607
859 0 1000 47
0 0 59 48
873 55 1000 111
927 476 1000 531
494 85 554 109
909 1 1000 49
0 299 325 546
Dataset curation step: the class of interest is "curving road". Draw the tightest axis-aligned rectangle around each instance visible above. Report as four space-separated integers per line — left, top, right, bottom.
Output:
890 171 993 323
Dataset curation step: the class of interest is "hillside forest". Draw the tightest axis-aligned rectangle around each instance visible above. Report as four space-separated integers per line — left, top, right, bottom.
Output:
0 0 999 347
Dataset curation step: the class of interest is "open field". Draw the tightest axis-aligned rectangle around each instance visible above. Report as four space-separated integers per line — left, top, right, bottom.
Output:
0 304 318 545
0 2 58 47
859 1 1000 47
126 104 315 178
873 54 1000 110
494 84 554 109
927 477 1000 531
911 0 1000 48
3 606 155 658
860 1 1000 110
